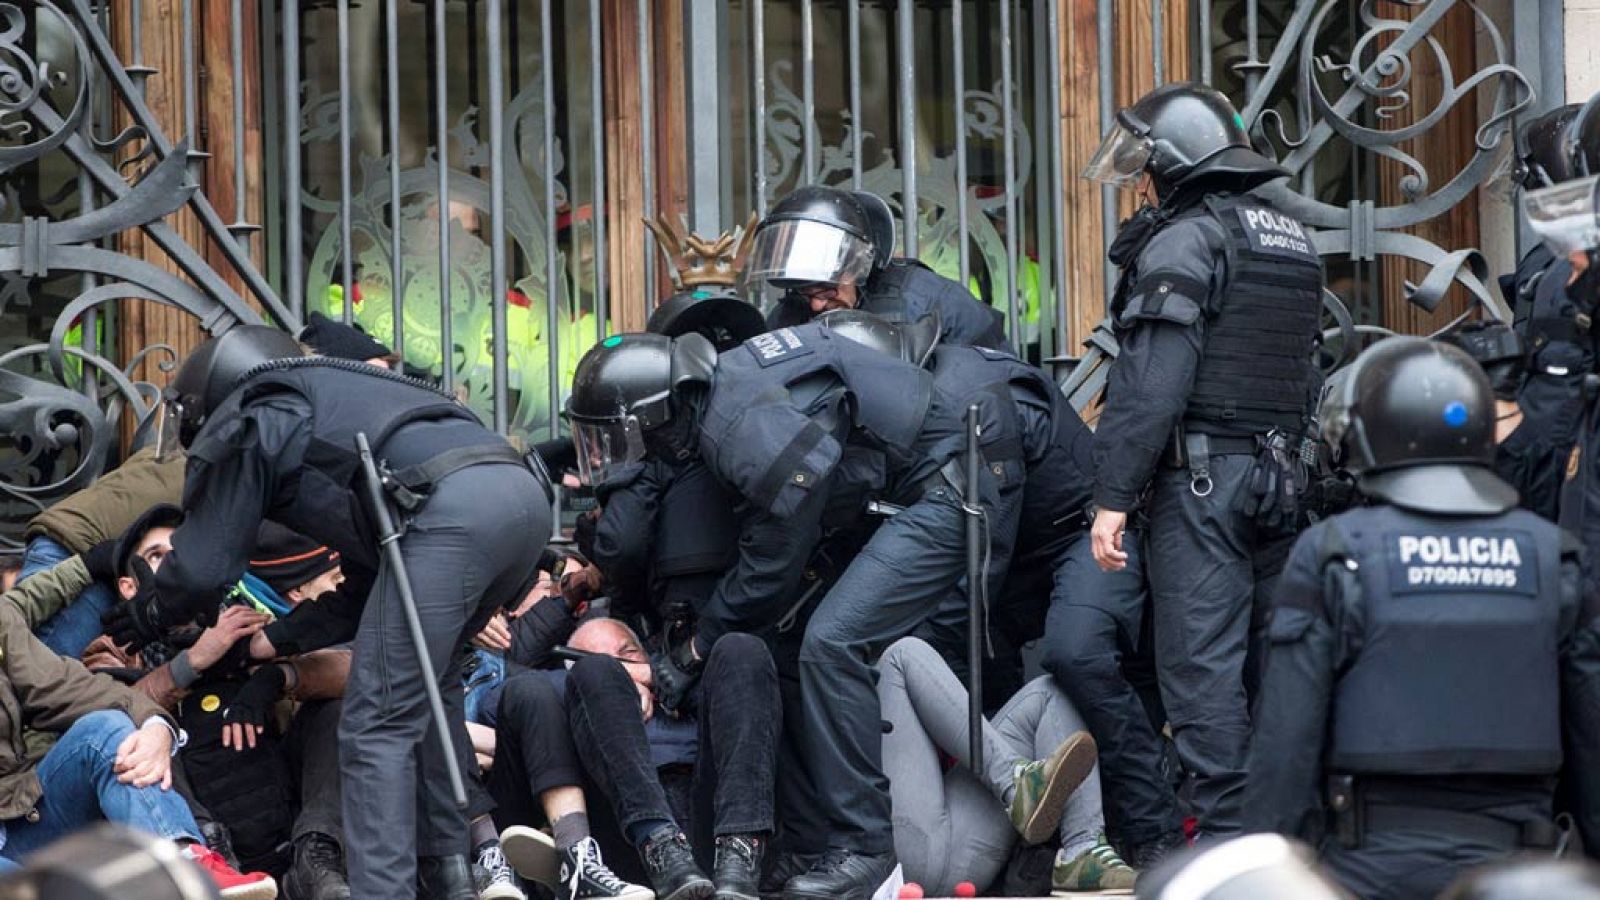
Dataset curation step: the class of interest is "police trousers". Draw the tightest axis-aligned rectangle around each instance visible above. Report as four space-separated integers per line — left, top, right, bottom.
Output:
797 486 974 853
340 463 549 898
1041 531 1180 851
1144 453 1287 838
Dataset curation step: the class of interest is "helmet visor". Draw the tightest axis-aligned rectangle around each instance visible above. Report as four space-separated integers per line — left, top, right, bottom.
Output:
744 219 877 290
1082 125 1154 188
571 415 647 487
1523 175 1600 256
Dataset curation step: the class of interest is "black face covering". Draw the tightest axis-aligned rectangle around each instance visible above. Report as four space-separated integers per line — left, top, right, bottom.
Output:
643 389 703 464
1108 205 1166 268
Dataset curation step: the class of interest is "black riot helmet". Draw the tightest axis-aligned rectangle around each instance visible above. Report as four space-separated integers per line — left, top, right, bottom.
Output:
1320 336 1517 515
815 309 941 367
167 324 305 447
645 287 767 352
1437 320 1527 401
1572 92 1600 178
744 186 881 294
565 332 716 485
1083 83 1285 194
1138 835 1345 900
1511 104 1584 188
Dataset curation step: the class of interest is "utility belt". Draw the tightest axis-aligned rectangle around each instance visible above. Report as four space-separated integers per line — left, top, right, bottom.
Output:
1326 775 1560 852
1165 423 1309 534
378 441 552 513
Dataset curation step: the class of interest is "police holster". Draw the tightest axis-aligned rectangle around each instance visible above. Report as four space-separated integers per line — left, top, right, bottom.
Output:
377 441 550 513
1326 774 1561 853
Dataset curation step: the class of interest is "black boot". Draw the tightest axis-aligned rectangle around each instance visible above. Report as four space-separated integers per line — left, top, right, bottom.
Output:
712 835 763 900
199 820 242 871
282 833 351 900
781 848 895 900
1126 831 1186 882
758 851 817 900
639 827 714 900
417 854 478 900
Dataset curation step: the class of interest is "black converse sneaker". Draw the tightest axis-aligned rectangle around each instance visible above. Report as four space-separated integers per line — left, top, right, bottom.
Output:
558 836 654 900
473 840 527 900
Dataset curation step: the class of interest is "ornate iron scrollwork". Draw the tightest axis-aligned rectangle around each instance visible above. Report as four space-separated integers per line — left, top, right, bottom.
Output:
0 0 284 554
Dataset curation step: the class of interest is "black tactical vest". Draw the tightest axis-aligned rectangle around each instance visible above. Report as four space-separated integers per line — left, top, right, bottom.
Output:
700 324 935 518
188 359 487 570
1317 505 1566 776
1183 195 1322 435
179 677 295 873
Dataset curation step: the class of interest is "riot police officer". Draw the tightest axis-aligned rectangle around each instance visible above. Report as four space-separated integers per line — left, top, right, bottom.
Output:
745 186 1009 350
1503 103 1591 427
103 326 553 900
1439 321 1573 521
567 324 1007 899
1245 337 1600 898
1083 83 1324 839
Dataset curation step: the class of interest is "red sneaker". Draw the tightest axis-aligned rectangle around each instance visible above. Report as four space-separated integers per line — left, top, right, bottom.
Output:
182 843 279 899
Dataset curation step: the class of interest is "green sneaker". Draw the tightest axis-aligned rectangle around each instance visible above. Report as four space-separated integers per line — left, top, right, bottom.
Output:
1052 839 1137 894
1007 731 1098 844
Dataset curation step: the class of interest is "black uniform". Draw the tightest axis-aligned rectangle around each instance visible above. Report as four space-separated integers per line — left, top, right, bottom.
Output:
156 360 550 898
912 343 1095 689
586 456 741 628
1245 504 1600 898
691 324 1005 859
1095 192 1323 837
769 260 1010 351
1497 247 1588 521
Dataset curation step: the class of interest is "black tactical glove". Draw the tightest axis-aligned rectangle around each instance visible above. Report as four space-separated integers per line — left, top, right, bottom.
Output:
1568 247 1600 323
650 635 705 719
223 664 287 732
80 539 121 585
100 558 169 652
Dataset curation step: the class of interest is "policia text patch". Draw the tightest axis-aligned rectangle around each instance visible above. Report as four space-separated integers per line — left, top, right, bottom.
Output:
1235 206 1316 261
1384 530 1537 596
746 327 815 367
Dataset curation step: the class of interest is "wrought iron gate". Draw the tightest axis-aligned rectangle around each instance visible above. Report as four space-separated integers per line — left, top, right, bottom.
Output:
0 0 1564 552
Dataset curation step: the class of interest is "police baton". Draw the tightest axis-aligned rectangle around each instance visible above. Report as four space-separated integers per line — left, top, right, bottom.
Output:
355 432 470 811
965 404 985 773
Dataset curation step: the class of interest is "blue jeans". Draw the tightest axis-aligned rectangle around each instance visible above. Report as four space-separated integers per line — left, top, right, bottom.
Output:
18 536 117 660
0 710 201 861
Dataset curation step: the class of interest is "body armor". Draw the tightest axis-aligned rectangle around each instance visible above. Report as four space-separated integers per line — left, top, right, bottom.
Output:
1317 505 1567 776
698 325 936 518
1183 195 1322 436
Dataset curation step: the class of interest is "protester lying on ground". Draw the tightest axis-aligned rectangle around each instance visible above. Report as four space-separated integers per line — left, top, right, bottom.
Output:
876 636 1135 895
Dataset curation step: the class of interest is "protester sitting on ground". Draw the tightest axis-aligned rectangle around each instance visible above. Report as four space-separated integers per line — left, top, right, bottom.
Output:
876 636 1136 895
0 559 275 897
78 509 351 897
17 444 185 657
474 669 652 900
565 617 780 900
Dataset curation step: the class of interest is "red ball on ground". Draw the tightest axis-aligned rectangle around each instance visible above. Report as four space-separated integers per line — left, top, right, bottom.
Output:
954 881 977 897
898 884 924 899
